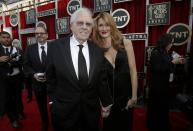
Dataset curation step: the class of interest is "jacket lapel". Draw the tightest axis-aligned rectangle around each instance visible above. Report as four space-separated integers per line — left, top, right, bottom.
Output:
58 38 96 86
34 44 41 64
0 45 6 55
59 38 78 82
88 42 96 84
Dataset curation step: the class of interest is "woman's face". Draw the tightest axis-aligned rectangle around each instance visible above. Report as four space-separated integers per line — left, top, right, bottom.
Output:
97 18 111 39
166 39 174 52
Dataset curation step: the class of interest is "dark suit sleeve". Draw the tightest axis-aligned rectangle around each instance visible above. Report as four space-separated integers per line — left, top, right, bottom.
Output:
0 47 8 67
0 47 10 75
0 57 8 66
23 46 35 78
46 43 57 101
98 57 113 107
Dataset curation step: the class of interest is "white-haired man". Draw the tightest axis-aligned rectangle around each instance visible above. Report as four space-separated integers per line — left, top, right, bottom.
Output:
46 8 113 131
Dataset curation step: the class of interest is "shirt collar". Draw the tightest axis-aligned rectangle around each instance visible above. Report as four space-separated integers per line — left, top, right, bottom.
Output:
71 35 88 48
2 45 11 49
38 42 47 49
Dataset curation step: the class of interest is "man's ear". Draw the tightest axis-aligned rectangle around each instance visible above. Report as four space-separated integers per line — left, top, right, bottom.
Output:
70 23 73 31
46 34 48 39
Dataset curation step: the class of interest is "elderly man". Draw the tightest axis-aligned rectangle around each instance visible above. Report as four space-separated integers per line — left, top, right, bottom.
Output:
46 8 113 131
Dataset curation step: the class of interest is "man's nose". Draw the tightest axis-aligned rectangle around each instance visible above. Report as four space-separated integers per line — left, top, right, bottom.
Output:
5 38 10 41
82 23 87 28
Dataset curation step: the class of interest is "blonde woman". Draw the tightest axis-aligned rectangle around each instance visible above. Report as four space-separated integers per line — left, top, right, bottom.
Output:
92 12 138 131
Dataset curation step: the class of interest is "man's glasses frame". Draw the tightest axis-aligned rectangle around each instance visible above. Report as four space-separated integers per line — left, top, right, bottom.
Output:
75 21 93 28
35 32 47 35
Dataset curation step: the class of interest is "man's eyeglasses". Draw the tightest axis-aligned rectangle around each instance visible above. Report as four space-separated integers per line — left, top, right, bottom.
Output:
35 32 47 35
75 21 93 28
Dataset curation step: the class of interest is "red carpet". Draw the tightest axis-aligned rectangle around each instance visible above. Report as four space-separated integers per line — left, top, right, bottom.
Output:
0 90 192 131
133 107 192 131
0 90 52 131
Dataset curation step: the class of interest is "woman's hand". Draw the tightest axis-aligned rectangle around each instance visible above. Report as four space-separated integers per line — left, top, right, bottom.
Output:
125 97 137 110
172 57 185 64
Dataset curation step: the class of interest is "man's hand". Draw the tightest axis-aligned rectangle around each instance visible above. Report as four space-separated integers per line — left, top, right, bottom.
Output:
48 101 53 105
101 105 111 118
0 56 10 62
34 73 46 82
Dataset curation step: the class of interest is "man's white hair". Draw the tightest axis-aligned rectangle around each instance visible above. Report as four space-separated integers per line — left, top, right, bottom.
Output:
70 7 93 24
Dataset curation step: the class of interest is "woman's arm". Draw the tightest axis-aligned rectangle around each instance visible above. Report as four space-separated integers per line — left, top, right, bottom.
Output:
124 39 138 107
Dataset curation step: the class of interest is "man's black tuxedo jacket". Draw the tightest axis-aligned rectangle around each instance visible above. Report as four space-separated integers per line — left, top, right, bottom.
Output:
46 37 113 126
23 43 49 91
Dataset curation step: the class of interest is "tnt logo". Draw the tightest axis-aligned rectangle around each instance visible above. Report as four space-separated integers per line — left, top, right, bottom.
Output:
10 14 18 27
67 0 81 16
167 23 192 46
114 16 128 22
112 9 130 28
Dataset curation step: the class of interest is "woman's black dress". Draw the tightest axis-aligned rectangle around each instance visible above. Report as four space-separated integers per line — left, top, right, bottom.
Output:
103 50 133 131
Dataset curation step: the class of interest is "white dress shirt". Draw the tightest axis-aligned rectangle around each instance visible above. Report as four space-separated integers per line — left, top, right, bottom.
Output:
70 35 90 79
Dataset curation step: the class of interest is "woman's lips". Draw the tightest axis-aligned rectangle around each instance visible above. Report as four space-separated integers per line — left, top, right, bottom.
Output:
101 31 107 35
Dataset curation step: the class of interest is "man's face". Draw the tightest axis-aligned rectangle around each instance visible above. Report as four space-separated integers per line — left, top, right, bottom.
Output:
0 33 12 47
70 12 93 44
35 27 48 44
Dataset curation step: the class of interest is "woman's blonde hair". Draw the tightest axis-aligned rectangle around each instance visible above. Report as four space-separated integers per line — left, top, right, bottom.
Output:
92 12 124 50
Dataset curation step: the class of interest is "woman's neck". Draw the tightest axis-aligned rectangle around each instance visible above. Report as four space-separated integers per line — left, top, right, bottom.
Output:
101 37 112 51
103 36 111 44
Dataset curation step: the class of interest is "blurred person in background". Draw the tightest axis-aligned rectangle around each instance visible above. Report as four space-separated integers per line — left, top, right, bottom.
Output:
146 33 185 131
23 22 50 131
0 31 23 129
